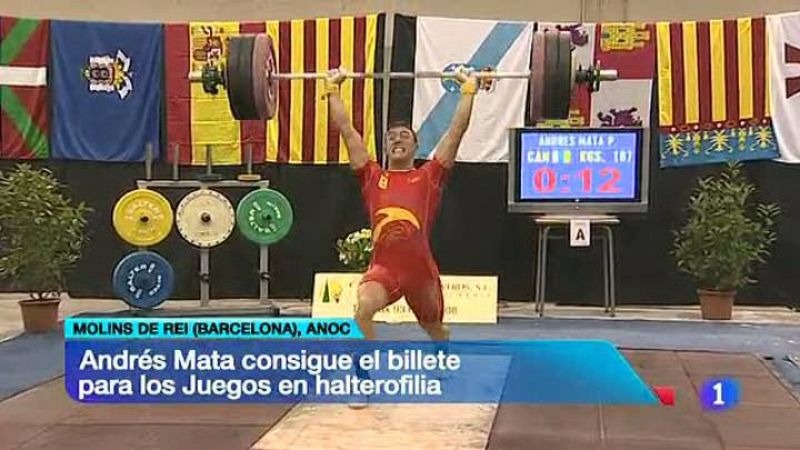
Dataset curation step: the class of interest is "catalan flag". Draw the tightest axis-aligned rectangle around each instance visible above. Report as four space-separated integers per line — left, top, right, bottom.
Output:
265 14 383 165
0 17 49 159
165 14 383 166
656 17 780 167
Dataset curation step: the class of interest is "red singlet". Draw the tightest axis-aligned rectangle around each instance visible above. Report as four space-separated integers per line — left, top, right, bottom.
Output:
355 158 450 323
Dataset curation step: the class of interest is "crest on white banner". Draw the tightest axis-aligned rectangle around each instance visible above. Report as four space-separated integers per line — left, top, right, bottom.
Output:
768 11 800 163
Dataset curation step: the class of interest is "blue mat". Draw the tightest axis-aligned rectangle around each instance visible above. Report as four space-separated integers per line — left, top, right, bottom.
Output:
1 317 799 401
0 330 64 401
398 317 800 355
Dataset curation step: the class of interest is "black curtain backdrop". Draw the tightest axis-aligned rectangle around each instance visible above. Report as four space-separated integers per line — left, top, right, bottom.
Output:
2 147 798 307
0 14 798 308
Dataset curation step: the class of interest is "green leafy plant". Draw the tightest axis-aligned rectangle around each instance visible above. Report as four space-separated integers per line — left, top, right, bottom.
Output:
0 164 91 300
672 162 780 292
335 228 373 272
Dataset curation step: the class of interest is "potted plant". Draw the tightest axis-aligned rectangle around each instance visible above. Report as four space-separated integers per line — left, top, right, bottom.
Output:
0 164 91 333
335 228 373 272
672 162 780 320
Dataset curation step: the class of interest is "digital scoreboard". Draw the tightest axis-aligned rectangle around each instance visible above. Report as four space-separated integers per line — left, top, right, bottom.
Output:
507 127 648 214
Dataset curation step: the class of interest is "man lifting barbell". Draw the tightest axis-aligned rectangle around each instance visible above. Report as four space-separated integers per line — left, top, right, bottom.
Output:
183 30 617 334
325 66 483 342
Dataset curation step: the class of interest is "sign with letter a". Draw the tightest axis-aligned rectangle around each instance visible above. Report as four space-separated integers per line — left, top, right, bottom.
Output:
570 220 590 247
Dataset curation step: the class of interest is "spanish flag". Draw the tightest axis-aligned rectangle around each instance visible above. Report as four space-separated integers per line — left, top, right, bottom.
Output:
166 21 266 165
165 15 383 166
266 14 383 164
656 16 780 167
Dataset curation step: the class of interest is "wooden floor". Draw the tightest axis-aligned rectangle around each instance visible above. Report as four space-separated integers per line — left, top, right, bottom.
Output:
1 350 799 450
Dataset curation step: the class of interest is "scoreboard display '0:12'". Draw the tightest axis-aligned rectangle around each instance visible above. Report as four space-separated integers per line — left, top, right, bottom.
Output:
518 131 639 201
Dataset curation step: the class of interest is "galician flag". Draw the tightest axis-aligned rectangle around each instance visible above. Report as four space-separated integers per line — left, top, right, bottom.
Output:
411 16 533 162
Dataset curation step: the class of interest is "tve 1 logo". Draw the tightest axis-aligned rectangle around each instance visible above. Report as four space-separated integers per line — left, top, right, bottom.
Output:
700 378 740 412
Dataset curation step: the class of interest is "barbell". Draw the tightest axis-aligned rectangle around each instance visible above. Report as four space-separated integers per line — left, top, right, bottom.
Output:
187 30 618 124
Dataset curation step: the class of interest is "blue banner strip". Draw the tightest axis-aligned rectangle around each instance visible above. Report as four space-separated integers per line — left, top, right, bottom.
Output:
64 339 659 404
64 318 363 340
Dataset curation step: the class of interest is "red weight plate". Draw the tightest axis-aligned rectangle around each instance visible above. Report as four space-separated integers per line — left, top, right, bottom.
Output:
528 31 546 125
252 34 277 120
264 35 278 119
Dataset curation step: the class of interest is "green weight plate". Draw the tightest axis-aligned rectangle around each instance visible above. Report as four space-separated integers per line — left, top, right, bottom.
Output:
237 188 293 245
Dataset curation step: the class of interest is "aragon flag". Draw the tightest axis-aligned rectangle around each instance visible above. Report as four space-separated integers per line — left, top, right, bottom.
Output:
656 17 780 167
165 15 383 166
0 17 49 159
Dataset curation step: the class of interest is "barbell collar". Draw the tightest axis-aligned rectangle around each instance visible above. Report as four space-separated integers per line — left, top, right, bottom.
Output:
597 69 618 81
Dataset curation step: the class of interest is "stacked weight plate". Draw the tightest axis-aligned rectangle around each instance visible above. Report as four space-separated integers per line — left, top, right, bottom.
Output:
111 184 295 309
175 189 236 248
111 189 176 309
236 188 294 245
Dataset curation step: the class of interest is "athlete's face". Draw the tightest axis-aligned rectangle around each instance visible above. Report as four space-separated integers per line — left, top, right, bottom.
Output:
385 126 417 165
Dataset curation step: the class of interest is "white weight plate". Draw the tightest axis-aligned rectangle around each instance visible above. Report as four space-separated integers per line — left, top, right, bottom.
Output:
175 189 236 248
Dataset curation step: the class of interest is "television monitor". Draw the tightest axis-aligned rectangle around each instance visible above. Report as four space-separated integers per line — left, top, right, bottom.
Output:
507 127 649 214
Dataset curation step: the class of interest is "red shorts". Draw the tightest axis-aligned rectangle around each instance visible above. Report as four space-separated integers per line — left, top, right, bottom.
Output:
360 263 444 323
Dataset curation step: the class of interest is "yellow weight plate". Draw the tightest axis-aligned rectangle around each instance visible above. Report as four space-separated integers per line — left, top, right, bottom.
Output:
112 189 173 247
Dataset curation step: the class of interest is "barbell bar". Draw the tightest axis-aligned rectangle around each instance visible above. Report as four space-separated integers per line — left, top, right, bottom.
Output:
188 69 617 81
187 30 618 123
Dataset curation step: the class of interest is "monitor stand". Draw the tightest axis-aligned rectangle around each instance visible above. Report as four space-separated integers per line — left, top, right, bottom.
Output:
534 213 619 224
531 214 620 317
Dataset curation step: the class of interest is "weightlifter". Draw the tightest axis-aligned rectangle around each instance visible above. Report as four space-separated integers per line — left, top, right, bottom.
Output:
324 66 481 342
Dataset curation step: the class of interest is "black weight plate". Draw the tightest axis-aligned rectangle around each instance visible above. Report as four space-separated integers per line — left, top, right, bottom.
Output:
543 31 561 120
226 36 245 120
227 36 259 120
237 35 259 119
554 31 573 120
541 31 573 120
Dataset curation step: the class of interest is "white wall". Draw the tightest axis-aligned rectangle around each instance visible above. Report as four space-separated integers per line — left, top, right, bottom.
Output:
2 0 800 23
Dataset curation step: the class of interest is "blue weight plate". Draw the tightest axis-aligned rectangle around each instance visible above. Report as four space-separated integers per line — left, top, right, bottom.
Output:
112 251 175 309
